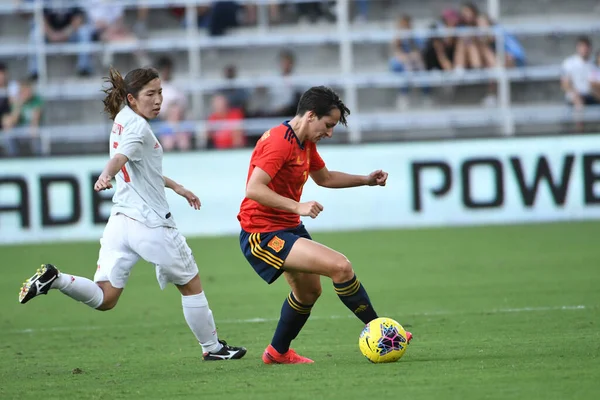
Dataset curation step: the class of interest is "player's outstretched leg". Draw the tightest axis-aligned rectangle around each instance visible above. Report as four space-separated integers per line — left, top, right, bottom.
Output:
19 264 104 309
262 272 318 364
284 239 412 341
333 273 378 325
284 239 378 323
177 275 247 361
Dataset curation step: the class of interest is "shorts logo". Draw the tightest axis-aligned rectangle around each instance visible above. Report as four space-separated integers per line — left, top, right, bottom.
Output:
267 236 285 253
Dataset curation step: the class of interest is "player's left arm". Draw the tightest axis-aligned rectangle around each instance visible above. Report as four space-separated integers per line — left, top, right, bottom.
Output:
164 176 201 210
308 145 388 188
310 167 388 188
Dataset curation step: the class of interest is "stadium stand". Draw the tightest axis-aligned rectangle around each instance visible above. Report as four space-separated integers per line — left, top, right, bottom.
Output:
0 0 599 156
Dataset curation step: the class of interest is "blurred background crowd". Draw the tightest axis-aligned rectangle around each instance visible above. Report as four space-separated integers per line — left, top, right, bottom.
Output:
0 0 599 157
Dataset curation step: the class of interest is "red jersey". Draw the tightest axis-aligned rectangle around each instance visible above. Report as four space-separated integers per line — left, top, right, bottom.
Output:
207 108 245 149
238 122 326 232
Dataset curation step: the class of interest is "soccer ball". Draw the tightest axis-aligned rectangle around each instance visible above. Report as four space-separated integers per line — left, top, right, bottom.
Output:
359 317 409 363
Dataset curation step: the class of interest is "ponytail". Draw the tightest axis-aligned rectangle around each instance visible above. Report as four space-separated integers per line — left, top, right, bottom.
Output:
102 67 127 120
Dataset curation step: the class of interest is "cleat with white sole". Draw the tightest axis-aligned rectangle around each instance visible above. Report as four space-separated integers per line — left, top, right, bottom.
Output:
19 264 60 304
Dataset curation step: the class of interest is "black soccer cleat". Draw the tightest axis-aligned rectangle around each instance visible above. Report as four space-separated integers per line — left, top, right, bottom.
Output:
203 340 247 361
19 264 60 304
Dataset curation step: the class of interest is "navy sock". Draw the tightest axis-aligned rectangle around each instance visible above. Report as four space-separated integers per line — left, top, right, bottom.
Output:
271 292 313 354
334 275 378 324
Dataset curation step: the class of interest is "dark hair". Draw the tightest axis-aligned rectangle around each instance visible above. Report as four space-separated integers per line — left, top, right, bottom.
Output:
296 86 350 126
577 35 591 47
0 62 6 72
400 14 411 24
156 56 173 70
102 66 159 120
279 50 295 63
461 2 479 15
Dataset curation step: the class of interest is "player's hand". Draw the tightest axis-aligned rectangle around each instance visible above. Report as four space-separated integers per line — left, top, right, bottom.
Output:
175 186 201 210
366 170 388 186
94 172 113 191
296 201 323 219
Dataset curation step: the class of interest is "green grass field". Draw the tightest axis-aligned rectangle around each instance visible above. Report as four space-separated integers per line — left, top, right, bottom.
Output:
1 221 599 400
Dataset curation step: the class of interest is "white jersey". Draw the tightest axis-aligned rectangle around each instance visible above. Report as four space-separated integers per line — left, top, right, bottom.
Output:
561 54 594 99
109 106 175 228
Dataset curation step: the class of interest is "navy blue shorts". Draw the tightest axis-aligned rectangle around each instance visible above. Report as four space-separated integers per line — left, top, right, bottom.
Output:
239 224 312 284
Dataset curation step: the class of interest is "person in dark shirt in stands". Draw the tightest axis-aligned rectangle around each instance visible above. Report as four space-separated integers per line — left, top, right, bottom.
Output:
0 63 11 122
27 0 94 79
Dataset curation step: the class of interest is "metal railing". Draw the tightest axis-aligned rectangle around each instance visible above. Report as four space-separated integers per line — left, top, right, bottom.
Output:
1 0 599 154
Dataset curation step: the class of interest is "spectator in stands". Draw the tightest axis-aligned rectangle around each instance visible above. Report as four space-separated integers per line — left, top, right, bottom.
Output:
266 50 301 117
206 94 245 150
244 2 282 25
134 6 150 39
219 65 250 113
390 15 426 73
28 1 93 79
154 56 192 152
353 0 370 22
456 3 484 71
86 1 134 43
1 79 43 156
297 1 335 23
591 51 600 100
476 13 526 68
423 12 458 72
561 36 598 110
0 63 15 128
389 15 430 110
459 2 479 27
199 1 241 36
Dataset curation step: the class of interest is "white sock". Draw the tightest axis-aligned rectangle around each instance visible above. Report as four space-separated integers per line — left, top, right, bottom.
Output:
182 292 222 354
51 273 104 309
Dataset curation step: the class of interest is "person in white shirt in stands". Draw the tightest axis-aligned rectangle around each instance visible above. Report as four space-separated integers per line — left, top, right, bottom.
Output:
18 66 246 362
590 51 600 100
86 0 134 42
561 36 598 109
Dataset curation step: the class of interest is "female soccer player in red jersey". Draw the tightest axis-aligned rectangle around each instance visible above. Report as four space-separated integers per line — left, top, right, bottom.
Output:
238 86 412 364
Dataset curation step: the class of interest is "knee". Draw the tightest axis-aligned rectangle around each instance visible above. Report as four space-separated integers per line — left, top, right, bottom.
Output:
330 257 354 283
96 295 119 311
96 300 117 311
295 285 322 305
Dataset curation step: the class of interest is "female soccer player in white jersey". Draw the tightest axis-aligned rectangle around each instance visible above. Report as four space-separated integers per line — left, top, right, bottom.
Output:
18 66 246 361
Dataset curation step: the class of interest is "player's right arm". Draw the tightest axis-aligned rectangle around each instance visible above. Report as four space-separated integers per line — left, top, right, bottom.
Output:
246 167 324 218
95 120 144 192
245 131 324 218
560 59 582 108
95 154 128 191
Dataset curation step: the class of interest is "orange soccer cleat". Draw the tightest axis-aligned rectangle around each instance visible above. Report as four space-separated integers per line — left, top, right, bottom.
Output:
262 344 314 364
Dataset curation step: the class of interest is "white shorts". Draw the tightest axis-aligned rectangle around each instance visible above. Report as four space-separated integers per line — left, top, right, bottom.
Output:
94 214 199 290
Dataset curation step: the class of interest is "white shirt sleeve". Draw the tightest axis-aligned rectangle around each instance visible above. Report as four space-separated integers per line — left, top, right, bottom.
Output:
561 57 572 78
117 121 145 162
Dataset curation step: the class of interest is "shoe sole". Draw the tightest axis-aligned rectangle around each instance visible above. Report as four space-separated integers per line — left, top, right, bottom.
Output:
19 265 46 304
19 264 56 304
203 348 247 361
262 351 314 364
